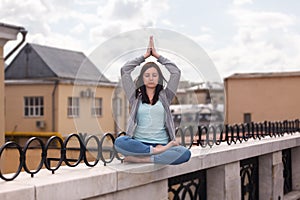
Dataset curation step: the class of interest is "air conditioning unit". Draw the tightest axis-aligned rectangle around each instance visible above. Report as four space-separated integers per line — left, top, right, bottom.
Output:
36 120 45 129
80 90 87 98
86 89 94 98
80 88 94 98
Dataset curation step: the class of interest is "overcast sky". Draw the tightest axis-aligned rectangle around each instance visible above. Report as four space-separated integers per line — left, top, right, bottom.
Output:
1 0 300 81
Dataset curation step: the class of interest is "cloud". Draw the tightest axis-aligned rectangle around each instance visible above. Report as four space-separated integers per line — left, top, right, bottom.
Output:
229 8 295 30
2 0 299 82
97 0 143 20
85 0 171 52
92 0 169 41
210 5 300 78
232 0 253 6
71 23 86 35
1 0 170 59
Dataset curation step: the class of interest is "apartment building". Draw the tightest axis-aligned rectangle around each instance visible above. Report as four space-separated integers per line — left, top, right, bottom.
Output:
225 72 300 124
5 43 126 141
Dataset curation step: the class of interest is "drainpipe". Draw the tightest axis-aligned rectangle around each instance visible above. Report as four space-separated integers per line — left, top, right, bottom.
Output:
52 80 58 132
4 28 27 61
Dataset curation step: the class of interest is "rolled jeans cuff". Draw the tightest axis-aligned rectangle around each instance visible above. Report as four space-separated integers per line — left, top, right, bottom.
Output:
150 155 154 162
149 145 154 154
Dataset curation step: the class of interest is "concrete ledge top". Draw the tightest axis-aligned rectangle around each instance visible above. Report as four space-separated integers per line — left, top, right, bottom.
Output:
284 190 300 200
0 164 117 200
0 132 299 200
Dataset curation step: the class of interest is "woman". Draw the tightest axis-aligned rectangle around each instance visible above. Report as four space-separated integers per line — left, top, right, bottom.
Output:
114 36 191 165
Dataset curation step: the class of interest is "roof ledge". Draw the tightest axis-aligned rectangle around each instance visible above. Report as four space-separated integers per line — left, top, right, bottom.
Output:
0 22 25 45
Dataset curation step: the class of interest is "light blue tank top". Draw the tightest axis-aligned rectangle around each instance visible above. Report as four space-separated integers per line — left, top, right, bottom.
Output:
134 100 169 144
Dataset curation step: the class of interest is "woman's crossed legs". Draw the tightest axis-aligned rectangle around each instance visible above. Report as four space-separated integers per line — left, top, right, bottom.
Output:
114 136 191 165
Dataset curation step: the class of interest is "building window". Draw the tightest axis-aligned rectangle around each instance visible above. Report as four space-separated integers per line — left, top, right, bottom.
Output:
219 96 224 102
24 96 44 117
244 113 252 123
205 91 211 104
91 98 102 117
68 97 79 117
113 97 122 116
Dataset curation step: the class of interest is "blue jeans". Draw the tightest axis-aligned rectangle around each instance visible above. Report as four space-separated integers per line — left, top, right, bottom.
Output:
114 136 191 165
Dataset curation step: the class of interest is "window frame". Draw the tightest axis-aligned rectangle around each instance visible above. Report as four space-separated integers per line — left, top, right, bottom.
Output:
67 97 80 118
24 96 44 117
91 97 103 117
244 113 252 123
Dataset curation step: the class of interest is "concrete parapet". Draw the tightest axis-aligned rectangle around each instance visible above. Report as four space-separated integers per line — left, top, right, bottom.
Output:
259 151 284 200
0 132 299 199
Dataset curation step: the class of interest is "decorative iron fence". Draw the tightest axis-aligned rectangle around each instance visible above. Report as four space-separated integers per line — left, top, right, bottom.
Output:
282 148 292 194
240 157 259 200
0 119 299 182
195 119 300 148
168 169 206 200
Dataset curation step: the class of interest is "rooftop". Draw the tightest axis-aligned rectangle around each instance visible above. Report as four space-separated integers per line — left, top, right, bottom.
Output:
5 43 110 83
0 22 25 30
226 71 300 80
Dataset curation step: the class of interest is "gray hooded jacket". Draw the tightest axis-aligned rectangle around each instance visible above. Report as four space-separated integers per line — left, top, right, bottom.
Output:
121 55 181 141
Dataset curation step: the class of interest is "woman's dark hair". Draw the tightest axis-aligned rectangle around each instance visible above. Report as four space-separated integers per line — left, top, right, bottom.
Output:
135 62 166 105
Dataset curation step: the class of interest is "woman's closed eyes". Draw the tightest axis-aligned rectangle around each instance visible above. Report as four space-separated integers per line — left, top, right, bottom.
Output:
144 73 158 78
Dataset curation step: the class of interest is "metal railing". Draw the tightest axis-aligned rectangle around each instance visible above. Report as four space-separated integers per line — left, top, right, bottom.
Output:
168 169 206 199
282 148 292 194
0 119 299 182
194 119 300 148
240 157 259 200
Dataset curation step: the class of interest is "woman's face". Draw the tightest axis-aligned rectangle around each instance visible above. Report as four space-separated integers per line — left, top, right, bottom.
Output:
143 67 159 89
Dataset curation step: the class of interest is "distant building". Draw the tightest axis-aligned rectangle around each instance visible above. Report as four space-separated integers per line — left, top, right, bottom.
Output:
174 81 224 105
171 81 225 127
224 72 300 124
5 43 126 142
186 82 224 105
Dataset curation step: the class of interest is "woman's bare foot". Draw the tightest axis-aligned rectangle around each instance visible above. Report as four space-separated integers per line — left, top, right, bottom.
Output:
123 156 151 163
152 141 179 154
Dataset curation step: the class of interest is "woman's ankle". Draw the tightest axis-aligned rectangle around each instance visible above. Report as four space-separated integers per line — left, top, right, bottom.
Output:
124 156 151 163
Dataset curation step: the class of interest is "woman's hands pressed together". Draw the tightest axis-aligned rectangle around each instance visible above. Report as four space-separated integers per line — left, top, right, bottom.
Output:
144 36 160 59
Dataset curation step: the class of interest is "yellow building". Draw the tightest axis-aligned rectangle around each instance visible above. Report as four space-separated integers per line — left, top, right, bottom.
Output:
224 72 300 124
0 22 26 146
5 43 126 142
